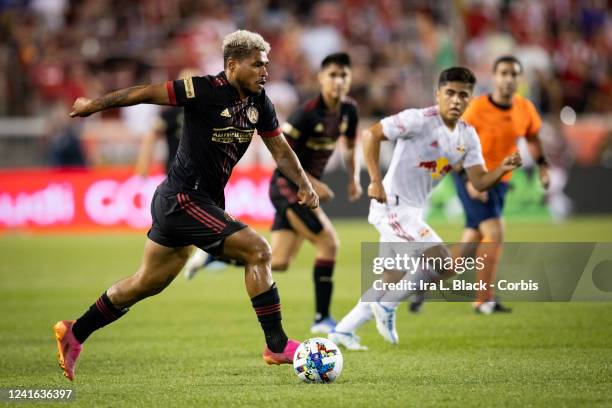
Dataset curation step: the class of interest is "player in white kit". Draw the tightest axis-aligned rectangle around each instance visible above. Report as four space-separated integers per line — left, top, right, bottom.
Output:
329 67 522 350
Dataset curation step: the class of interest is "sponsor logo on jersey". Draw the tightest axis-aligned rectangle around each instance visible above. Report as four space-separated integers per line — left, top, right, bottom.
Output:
183 77 195 98
305 137 336 151
220 108 231 118
212 126 254 143
416 157 452 180
314 123 324 133
247 106 259 124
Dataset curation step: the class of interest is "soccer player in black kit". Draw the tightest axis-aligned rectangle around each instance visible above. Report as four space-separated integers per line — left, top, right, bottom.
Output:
269 53 361 334
53 30 318 381
134 68 225 278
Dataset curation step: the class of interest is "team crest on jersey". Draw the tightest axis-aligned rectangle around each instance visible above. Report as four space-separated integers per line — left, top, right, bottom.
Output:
247 106 259 124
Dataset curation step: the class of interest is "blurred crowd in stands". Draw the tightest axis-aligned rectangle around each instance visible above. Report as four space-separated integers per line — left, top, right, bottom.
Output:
0 0 609 119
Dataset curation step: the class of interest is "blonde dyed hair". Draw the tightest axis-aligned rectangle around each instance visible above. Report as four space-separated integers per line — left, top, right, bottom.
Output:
222 30 271 67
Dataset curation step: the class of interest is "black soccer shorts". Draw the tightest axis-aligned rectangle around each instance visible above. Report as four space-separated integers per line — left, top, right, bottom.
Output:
148 181 247 256
269 175 323 234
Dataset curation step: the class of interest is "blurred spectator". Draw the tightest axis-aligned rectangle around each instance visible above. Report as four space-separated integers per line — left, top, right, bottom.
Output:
45 102 87 167
299 2 344 70
0 0 608 119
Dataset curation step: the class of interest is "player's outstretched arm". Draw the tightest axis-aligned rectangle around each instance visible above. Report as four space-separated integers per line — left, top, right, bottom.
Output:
263 135 319 209
362 122 387 203
70 83 172 117
465 152 522 192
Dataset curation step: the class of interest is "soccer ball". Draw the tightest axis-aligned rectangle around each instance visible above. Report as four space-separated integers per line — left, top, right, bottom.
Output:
293 337 343 383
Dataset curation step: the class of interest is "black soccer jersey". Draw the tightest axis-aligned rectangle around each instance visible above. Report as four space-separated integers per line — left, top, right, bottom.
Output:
279 94 358 179
165 72 281 207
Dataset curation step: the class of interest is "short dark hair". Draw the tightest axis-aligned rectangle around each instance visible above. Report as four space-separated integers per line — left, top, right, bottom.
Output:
437 67 476 88
492 55 523 73
321 52 351 69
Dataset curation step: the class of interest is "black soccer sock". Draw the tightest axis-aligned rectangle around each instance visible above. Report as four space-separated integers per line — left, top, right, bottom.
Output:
313 259 334 321
72 292 128 344
251 283 288 353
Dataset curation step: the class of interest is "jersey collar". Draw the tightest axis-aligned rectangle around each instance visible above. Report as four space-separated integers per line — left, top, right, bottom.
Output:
219 71 244 102
318 93 343 114
487 94 512 110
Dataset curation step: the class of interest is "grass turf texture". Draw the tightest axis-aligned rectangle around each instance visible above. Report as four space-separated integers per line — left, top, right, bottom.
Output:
1 217 611 407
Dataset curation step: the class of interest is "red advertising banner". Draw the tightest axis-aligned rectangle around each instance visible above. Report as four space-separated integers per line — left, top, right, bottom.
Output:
0 166 274 232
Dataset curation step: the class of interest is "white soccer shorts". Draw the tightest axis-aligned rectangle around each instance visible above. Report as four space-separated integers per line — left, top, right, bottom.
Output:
368 199 442 259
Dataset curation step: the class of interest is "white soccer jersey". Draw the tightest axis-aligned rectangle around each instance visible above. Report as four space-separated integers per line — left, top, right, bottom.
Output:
379 105 485 208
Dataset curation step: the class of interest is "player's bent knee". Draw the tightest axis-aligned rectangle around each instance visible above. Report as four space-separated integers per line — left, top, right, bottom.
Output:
317 230 339 255
331 234 340 251
245 238 272 265
479 219 504 242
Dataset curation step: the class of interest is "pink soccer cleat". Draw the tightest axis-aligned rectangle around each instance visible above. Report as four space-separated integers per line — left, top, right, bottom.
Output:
263 339 300 365
53 320 82 381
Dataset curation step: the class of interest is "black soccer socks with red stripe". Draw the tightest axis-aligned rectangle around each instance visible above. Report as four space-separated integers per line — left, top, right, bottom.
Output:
72 292 128 343
313 259 334 321
251 283 288 353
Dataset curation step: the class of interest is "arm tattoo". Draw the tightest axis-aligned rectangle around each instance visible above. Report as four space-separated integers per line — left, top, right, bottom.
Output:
94 85 148 111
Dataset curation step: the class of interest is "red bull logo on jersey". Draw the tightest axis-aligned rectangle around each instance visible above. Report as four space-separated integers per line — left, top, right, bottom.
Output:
416 157 452 180
417 160 437 171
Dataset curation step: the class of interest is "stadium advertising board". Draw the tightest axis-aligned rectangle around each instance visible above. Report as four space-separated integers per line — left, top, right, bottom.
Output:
0 166 274 232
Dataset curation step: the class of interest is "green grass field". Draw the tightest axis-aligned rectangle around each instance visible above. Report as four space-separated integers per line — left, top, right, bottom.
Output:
1 217 611 407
